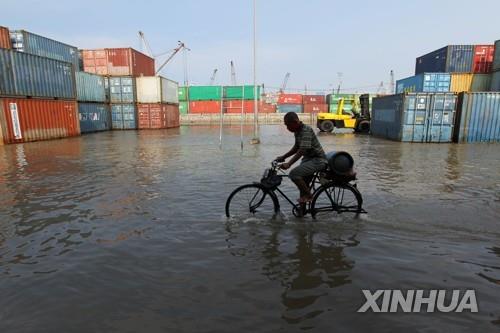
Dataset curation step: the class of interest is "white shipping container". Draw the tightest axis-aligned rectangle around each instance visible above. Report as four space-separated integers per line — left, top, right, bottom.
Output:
136 76 179 104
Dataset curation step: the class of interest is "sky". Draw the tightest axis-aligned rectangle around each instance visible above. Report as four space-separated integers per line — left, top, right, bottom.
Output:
1 0 499 93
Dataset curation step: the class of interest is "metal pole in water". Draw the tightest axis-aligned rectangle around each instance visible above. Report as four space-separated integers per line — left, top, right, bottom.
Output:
219 86 223 149
241 86 245 151
250 0 260 145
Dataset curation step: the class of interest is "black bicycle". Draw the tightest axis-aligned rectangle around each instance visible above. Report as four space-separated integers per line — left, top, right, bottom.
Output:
225 153 365 219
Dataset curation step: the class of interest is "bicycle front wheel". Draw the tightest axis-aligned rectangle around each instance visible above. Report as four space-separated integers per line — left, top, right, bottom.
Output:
311 182 362 218
225 183 279 220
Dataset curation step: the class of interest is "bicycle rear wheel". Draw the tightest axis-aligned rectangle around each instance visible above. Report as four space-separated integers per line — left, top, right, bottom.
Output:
311 182 362 218
225 183 279 220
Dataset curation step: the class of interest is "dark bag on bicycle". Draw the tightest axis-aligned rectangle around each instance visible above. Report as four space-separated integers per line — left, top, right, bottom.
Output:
260 168 282 189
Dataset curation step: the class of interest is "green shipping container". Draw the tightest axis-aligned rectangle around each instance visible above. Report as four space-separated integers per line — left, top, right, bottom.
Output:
179 101 188 114
188 86 222 100
178 87 188 101
223 85 261 100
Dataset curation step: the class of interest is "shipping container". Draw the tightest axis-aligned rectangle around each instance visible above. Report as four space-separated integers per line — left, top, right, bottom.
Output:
277 104 303 113
0 48 76 99
491 71 500 91
78 103 111 133
81 48 155 76
371 93 457 142
75 72 106 102
415 45 474 74
0 98 79 144
327 94 359 113
223 100 258 113
136 76 179 104
278 94 303 104
260 102 276 113
109 77 136 103
471 74 491 91
188 101 221 113
396 73 451 94
10 30 79 68
138 103 167 129
0 26 11 49
303 95 326 104
188 86 222 101
473 45 494 74
326 93 355 104
303 104 328 114
453 92 500 143
111 104 137 129
165 104 180 128
450 73 473 93
493 40 500 72
178 86 189 101
179 101 188 114
223 85 261 100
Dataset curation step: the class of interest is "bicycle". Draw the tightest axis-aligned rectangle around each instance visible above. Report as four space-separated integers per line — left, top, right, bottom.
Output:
225 156 365 219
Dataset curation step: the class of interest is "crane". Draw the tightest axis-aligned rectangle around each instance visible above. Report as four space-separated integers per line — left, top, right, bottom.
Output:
209 69 218 85
156 41 190 75
138 31 153 57
230 61 237 85
280 72 290 93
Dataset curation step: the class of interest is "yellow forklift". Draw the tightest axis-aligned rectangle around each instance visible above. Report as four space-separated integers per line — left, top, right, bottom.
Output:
317 95 371 133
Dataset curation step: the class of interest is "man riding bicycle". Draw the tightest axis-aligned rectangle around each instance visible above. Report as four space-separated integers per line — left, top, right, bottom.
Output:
276 112 328 204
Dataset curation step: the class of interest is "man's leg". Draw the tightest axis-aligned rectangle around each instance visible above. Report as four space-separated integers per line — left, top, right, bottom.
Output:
289 159 325 202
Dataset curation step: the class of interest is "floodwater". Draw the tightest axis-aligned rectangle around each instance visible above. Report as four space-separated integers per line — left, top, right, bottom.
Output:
0 125 499 333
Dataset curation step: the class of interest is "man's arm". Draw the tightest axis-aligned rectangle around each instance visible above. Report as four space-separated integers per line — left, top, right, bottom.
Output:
278 146 298 160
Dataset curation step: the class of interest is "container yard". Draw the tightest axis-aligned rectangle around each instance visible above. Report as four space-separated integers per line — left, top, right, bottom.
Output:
0 3 499 332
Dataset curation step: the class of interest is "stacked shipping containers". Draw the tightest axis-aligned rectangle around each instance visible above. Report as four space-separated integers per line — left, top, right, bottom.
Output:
277 94 302 113
0 30 80 144
75 71 110 133
302 95 328 114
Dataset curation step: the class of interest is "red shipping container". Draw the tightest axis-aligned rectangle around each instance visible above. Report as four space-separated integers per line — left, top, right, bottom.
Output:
165 104 179 128
278 94 303 104
473 45 495 74
223 100 258 114
0 98 79 144
0 26 11 49
302 95 326 104
138 103 167 129
259 102 276 113
189 101 221 114
303 104 328 114
82 48 155 76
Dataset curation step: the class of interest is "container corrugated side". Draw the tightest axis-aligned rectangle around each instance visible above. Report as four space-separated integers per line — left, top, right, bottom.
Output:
10 30 79 69
165 104 180 128
188 86 222 101
303 95 326 104
109 77 136 103
162 78 179 104
111 104 137 129
303 104 328 113
415 47 448 74
492 40 500 72
0 98 79 144
396 73 450 94
278 94 303 104
75 72 106 102
0 48 76 99
415 45 474 74
491 71 500 91
470 74 491 92
450 73 473 93
81 48 154 76
223 85 261 100
138 103 167 129
136 76 179 104
0 26 11 49
371 93 456 142
78 103 111 133
223 100 257 113
453 92 500 143
277 104 303 113
189 101 221 113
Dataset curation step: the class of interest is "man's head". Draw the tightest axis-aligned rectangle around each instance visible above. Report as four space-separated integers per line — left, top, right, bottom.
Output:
284 112 301 132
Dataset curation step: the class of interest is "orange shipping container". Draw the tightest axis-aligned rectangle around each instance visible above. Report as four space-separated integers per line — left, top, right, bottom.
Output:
223 100 257 113
0 26 11 49
259 102 276 113
189 101 221 114
278 94 303 104
165 104 179 128
81 48 155 76
0 98 79 144
303 104 328 114
138 103 167 129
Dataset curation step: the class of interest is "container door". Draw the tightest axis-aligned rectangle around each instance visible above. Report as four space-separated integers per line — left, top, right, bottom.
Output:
123 105 137 129
112 105 123 129
402 95 428 142
426 94 456 142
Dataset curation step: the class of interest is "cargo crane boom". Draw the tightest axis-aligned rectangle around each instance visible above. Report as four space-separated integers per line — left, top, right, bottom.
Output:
280 72 290 93
230 61 237 85
138 31 154 57
210 69 218 85
155 41 190 75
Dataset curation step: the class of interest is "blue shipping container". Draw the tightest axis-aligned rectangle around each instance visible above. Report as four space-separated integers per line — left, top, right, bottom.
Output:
10 30 79 69
0 48 75 99
453 92 500 143
76 72 106 102
371 93 457 142
111 104 137 130
109 77 136 103
277 104 303 113
415 45 474 74
78 103 111 133
396 73 451 94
